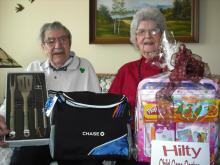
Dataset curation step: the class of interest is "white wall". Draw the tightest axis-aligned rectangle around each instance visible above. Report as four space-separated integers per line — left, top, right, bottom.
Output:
0 0 220 102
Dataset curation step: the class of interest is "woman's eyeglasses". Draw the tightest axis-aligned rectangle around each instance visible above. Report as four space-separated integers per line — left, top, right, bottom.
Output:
136 28 161 37
44 35 69 47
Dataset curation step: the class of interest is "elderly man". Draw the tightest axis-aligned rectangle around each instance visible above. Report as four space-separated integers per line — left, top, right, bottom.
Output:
0 21 102 165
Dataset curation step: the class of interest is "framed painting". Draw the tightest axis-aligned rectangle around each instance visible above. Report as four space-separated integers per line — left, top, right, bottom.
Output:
89 0 199 44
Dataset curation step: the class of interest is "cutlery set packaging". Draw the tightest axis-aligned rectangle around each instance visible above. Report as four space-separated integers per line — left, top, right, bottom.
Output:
4 72 49 147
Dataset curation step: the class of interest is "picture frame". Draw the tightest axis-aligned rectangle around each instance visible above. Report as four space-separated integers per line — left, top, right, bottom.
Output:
89 0 199 44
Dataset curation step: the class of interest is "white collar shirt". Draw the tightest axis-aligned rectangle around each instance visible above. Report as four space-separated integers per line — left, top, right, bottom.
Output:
26 52 101 93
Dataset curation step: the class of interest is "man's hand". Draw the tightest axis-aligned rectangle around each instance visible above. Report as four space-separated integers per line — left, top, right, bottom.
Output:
0 115 9 147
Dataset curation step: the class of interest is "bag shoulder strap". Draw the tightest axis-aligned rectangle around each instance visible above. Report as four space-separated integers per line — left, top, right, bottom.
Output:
60 92 127 109
48 90 127 109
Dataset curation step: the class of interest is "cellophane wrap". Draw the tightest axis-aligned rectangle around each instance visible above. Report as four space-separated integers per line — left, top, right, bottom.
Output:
134 34 220 164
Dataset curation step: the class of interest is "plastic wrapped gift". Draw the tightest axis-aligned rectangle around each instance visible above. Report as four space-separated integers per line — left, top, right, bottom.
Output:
4 72 49 147
135 72 219 164
134 43 219 164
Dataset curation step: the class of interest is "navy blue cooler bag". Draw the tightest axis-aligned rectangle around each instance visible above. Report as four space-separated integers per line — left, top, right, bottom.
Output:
48 91 132 161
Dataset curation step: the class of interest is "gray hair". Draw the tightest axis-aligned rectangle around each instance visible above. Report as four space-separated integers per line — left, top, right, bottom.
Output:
39 21 72 45
130 6 166 47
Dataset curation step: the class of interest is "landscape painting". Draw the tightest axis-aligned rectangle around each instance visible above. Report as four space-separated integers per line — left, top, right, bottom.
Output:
89 0 199 44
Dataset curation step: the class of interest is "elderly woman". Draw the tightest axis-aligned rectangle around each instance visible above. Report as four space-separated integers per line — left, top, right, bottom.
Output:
108 6 167 165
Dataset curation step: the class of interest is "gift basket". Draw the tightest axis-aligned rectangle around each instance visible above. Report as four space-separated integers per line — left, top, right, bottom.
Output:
135 33 220 164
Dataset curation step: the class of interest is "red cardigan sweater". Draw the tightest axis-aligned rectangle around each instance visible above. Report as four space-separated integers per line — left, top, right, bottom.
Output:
109 57 162 128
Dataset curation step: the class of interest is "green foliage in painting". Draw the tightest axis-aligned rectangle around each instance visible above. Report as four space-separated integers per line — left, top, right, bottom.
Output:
96 0 192 38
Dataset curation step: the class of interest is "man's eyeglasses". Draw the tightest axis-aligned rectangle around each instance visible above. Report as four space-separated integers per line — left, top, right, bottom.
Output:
44 35 69 47
136 28 161 37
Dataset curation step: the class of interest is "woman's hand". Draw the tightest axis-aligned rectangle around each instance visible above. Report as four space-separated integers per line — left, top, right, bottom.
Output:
0 115 9 147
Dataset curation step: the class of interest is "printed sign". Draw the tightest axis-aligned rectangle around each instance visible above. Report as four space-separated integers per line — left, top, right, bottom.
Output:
151 140 210 165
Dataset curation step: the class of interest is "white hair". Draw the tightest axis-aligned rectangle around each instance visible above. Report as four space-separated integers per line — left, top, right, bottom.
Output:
130 6 167 48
